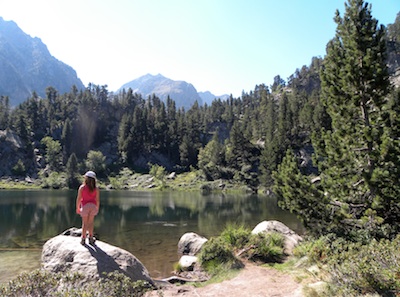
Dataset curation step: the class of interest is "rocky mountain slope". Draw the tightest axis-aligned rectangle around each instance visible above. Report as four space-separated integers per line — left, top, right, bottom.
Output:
118 73 229 109
0 17 230 110
118 73 202 110
0 17 84 106
198 91 230 105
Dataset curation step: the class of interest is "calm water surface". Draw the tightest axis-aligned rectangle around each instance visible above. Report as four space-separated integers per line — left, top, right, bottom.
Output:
0 190 302 283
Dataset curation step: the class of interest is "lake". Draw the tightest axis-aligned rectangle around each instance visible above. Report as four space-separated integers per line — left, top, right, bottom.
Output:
0 189 302 283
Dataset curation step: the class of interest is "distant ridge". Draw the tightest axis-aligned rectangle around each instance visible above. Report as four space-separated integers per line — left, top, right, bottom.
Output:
118 74 203 110
198 91 230 105
118 74 230 109
0 17 84 106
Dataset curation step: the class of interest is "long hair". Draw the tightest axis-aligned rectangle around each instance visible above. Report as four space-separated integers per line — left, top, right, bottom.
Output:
84 177 96 192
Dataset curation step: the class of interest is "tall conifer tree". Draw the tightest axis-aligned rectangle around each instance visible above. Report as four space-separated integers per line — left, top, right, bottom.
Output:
274 0 399 240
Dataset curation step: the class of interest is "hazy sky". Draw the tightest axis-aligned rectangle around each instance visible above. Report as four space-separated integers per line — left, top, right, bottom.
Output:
0 0 398 97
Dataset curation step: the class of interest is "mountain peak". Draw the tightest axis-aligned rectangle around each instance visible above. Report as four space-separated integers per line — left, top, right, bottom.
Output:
118 74 202 110
0 18 85 106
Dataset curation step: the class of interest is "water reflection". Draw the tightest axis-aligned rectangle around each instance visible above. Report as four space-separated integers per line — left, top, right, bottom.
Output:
0 190 302 281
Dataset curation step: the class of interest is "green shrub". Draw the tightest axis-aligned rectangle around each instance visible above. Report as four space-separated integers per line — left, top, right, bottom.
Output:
295 234 400 296
198 237 243 275
108 176 123 189
326 236 400 296
220 224 251 249
97 271 152 297
293 235 333 264
149 163 167 188
0 270 59 297
85 150 106 176
199 226 287 275
12 159 26 176
0 269 152 297
41 172 66 189
244 232 285 263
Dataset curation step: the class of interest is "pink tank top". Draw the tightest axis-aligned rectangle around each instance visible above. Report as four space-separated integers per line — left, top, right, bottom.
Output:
81 185 97 206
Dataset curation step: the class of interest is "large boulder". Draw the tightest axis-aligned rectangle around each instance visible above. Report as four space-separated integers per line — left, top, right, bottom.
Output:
177 232 208 256
41 228 154 286
251 220 302 255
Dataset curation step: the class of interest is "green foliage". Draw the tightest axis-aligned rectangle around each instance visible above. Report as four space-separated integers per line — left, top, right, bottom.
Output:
220 224 251 249
149 163 167 188
244 232 285 263
85 150 106 176
0 270 151 297
0 95 10 129
12 159 26 176
2 1 397 197
96 271 152 297
2 50 333 186
198 237 243 275
273 150 331 236
66 153 80 189
41 172 66 189
108 167 135 189
327 236 400 296
293 236 332 264
41 136 62 171
108 176 123 189
179 135 198 169
199 225 286 276
297 235 400 296
273 0 399 241
198 132 225 180
225 121 255 171
0 270 59 297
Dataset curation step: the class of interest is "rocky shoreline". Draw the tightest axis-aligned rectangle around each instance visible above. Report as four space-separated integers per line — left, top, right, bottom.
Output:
40 220 302 294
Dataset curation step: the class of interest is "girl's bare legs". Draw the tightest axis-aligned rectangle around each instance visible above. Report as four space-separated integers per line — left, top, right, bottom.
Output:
81 215 89 244
87 214 95 239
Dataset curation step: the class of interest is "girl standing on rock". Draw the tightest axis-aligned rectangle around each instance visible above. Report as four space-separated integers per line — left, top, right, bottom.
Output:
76 171 100 245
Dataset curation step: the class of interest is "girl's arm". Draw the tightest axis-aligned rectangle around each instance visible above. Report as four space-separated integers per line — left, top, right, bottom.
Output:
76 186 83 214
96 188 100 210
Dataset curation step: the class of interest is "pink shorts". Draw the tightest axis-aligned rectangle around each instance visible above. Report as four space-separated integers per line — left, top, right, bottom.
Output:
80 203 98 217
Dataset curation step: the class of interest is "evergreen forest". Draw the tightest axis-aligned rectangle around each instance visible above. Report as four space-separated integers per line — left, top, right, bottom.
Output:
1 1 400 295
0 0 399 240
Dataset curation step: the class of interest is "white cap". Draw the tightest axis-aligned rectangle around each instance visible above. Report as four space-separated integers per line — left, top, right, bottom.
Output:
84 171 96 179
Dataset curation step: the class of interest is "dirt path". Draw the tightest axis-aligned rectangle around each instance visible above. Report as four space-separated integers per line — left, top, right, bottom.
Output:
145 263 303 297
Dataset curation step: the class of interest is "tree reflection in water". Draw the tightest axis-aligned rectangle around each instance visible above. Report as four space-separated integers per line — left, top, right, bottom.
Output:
0 190 302 280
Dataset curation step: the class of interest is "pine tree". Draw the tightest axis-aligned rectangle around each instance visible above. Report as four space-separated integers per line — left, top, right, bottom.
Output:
259 91 278 186
117 113 132 164
198 131 225 180
62 119 73 163
66 153 80 189
274 0 398 241
0 96 10 130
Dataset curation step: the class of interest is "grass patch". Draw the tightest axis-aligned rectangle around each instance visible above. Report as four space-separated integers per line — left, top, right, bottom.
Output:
0 179 41 190
244 232 285 263
220 224 251 249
